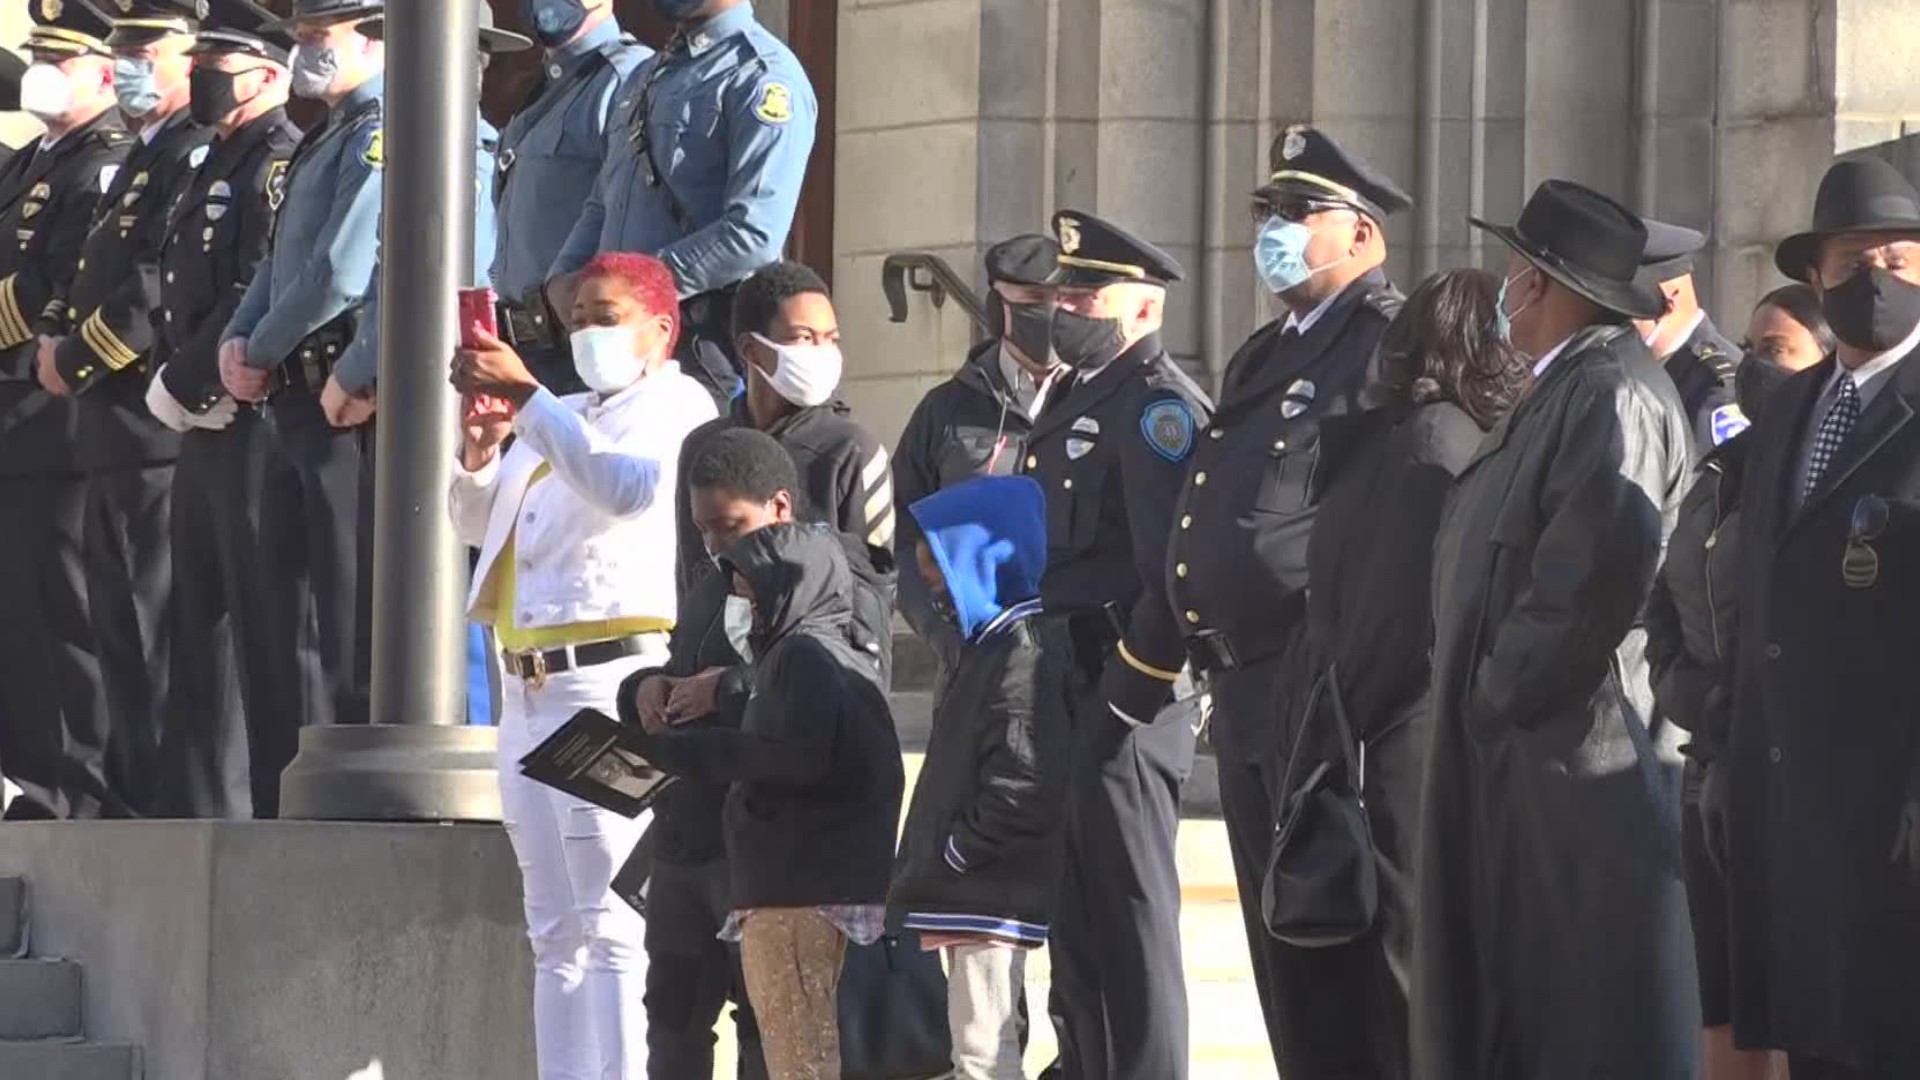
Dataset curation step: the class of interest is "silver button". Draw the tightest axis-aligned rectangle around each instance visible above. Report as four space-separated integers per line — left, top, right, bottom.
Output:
1208 428 1223 440
1769 747 1783 764
1194 471 1207 486
1765 643 1781 660
547 64 562 79
1273 439 1287 452
165 271 175 283
1184 610 1200 624
1063 478 1073 490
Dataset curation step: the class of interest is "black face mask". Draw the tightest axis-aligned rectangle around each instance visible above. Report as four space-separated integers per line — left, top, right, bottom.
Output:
189 67 246 126
1734 352 1794 427
651 0 707 21
1004 302 1059 371
524 0 588 48
1050 309 1125 370
1822 266 1920 352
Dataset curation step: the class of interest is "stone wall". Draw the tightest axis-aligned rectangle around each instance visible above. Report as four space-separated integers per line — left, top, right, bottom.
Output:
831 0 1919 448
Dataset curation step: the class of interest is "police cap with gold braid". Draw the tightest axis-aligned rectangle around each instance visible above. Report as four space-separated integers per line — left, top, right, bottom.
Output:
1254 124 1413 223
26 0 118 58
105 0 205 47
1050 210 1185 288
189 0 292 65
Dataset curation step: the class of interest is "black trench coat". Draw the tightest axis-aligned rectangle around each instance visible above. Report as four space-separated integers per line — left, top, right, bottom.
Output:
1412 323 1700 1080
1727 349 1920 1072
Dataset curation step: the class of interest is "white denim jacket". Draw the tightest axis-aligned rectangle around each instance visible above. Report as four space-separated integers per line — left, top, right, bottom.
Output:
450 363 717 630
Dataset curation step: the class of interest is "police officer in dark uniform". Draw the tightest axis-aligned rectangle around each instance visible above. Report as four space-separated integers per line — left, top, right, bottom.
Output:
144 0 299 818
893 233 1064 670
218 0 384 764
30 0 214 817
1635 216 1743 451
548 0 816 406
0 0 133 818
489 0 648 396
1027 210 1212 1080
1164 126 1410 1077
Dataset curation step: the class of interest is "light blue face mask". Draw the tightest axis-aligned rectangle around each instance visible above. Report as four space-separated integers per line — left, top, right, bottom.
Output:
1494 266 1536 344
112 57 162 118
1254 215 1353 297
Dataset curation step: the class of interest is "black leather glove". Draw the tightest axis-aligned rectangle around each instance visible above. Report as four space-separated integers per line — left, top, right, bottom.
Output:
1891 801 1920 887
1699 759 1732 876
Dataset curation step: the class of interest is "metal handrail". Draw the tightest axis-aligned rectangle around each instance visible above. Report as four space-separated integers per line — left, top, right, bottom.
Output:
880 252 993 341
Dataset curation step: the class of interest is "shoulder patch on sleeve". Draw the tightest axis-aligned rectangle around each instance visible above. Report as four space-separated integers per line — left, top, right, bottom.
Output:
1141 398 1196 463
752 81 794 125
360 128 384 168
1710 403 1749 446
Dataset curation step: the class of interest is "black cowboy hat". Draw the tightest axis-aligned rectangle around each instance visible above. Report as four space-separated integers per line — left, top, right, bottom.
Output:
1775 157 1920 283
1470 180 1663 320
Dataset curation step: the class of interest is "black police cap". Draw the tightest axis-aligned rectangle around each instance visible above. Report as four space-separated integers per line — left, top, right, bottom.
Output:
190 0 291 63
27 0 117 58
1255 124 1413 222
1637 216 1707 282
984 234 1061 288
105 0 205 48
1051 210 1184 288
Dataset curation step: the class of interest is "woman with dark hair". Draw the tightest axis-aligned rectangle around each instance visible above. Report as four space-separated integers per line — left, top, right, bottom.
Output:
1263 268 1528 1079
1644 282 1830 1080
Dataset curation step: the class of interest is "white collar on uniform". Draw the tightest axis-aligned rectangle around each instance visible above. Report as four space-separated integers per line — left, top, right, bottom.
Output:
1532 332 1579 377
1282 290 1342 335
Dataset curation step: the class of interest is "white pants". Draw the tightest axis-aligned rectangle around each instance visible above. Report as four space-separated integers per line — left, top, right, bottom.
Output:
946 943 1028 1080
497 638 665 1080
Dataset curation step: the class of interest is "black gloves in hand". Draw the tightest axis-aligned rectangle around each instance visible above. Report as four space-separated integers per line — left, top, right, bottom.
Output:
1700 760 1733 876
1891 801 1920 887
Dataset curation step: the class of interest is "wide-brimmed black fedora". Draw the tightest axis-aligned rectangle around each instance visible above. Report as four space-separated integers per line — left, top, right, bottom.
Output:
1775 157 1920 283
1469 180 1663 320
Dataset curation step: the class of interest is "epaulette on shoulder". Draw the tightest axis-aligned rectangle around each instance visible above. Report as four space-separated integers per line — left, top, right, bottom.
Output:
1363 284 1404 320
99 128 131 147
1697 343 1737 382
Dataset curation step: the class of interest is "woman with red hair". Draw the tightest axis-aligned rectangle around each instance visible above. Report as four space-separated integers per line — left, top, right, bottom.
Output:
449 251 716 1079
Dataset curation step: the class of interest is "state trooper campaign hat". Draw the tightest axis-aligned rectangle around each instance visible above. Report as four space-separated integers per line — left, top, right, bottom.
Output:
1636 216 1708 283
105 0 205 48
260 0 384 33
1050 210 1185 288
359 0 534 54
1255 124 1413 223
25 0 118 58
1470 179 1665 320
984 234 1062 288
1774 157 1920 284
189 0 293 64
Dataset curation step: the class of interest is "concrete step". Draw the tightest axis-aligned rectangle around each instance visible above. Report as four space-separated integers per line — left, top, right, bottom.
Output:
0 959 84 1040
0 876 25 958
0 1041 140 1080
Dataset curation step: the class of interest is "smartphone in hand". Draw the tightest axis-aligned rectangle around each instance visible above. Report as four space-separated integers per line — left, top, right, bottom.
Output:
457 286 498 348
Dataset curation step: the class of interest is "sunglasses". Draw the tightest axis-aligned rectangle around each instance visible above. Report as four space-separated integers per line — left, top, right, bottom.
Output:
1250 199 1353 226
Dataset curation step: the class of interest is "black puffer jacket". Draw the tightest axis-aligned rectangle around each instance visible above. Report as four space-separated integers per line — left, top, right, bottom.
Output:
636 523 905 908
1645 434 1747 761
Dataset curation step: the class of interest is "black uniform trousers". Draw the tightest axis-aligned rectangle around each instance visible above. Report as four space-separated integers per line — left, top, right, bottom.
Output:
0 471 116 818
1211 651 1409 1080
254 393 372 813
84 461 175 818
1048 639 1195 1080
642 854 767 1080
155 414 275 818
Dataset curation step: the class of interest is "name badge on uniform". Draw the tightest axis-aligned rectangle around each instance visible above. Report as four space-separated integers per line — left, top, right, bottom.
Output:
1067 437 1094 460
1072 416 1100 436
1281 378 1316 420
206 179 232 221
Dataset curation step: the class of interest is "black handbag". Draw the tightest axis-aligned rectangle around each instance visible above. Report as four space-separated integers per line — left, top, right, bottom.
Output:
1260 662 1381 947
838 931 955 1080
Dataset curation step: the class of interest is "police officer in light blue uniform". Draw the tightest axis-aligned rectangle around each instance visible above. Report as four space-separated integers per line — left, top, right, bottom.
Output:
492 0 648 396
217 0 386 753
547 0 816 406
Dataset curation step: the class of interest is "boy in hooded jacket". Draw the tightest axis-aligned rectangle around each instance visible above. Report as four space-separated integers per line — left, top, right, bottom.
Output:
891 475 1073 1080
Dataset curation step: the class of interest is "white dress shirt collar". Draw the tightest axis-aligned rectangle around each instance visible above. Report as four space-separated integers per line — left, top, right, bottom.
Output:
1828 316 1920 408
1531 332 1579 377
1283 290 1343 335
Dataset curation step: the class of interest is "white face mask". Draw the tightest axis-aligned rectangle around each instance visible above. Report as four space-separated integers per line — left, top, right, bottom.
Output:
751 332 843 408
722 595 755 662
569 325 646 394
21 63 73 123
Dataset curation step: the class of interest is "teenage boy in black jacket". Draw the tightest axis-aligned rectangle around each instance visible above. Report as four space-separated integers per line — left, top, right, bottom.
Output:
891 475 1072 1079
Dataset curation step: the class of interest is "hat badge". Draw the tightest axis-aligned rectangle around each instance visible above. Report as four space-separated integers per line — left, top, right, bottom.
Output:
1058 218 1082 255
116 0 133 12
41 0 64 20
1282 126 1307 161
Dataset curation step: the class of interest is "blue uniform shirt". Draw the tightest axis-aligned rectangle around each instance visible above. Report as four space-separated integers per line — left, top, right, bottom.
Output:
492 19 649 302
224 74 385 370
548 1 816 297
333 114 500 394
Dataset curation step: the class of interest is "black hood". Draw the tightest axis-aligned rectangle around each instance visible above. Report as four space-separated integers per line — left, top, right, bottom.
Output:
719 522 853 647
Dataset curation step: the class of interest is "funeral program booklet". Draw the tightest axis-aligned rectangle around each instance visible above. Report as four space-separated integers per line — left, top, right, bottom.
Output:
518 707 675 818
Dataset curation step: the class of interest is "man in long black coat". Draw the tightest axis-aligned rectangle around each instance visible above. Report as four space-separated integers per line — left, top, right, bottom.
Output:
1414 180 1699 1079
1714 156 1920 1079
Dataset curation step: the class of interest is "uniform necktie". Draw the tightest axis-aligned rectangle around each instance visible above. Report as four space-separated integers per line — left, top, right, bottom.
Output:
1803 374 1861 499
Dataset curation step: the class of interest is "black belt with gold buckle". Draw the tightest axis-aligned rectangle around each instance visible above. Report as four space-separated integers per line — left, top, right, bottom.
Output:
502 635 649 689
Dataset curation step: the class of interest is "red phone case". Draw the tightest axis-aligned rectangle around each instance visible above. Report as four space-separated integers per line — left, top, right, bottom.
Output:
458 287 498 347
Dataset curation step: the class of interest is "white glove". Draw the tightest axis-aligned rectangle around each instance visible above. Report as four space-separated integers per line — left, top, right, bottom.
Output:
194 395 239 431
144 366 195 433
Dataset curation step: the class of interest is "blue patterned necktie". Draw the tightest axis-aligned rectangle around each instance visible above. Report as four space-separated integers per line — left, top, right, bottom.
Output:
1803 374 1861 499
